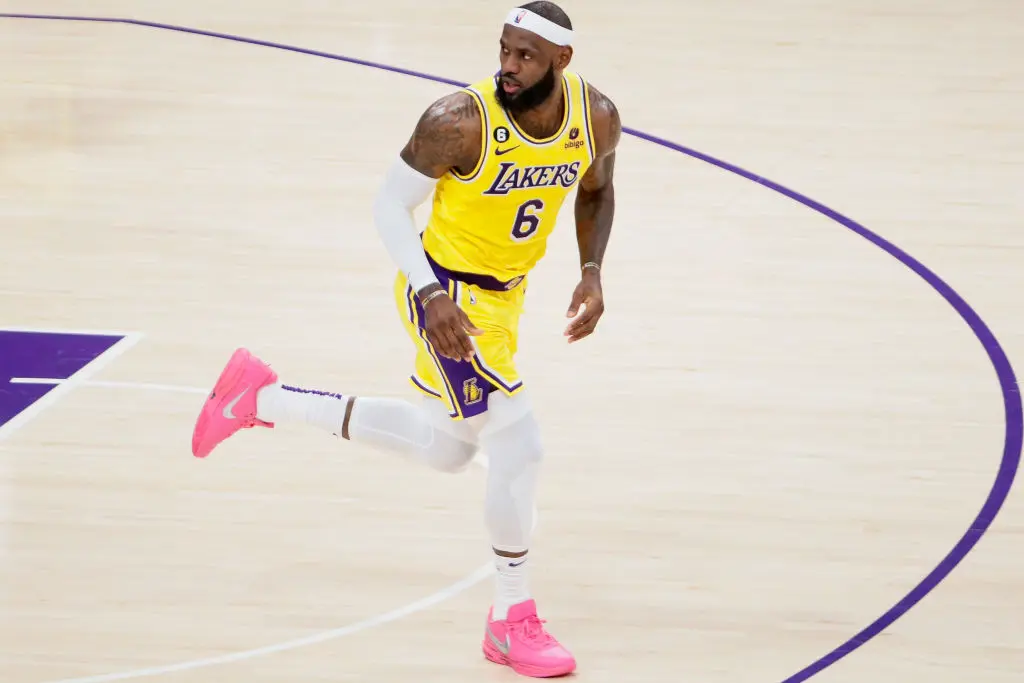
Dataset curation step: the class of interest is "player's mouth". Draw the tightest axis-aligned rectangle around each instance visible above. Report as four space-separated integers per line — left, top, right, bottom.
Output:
501 79 522 94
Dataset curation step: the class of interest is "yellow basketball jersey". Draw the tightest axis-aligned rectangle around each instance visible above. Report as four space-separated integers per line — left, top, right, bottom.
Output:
421 71 597 283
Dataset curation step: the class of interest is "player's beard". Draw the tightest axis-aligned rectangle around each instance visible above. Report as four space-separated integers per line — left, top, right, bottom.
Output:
496 63 557 115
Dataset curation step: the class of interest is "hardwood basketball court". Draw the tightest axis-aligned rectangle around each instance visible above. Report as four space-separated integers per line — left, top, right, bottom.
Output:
1 2 1022 681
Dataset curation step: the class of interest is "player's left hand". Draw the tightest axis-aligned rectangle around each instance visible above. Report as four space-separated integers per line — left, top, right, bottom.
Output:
564 269 604 343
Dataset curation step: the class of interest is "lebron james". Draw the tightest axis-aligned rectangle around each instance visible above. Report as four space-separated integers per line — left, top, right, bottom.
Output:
191 2 621 676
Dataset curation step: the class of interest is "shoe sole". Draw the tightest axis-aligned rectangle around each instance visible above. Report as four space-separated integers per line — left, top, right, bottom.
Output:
482 639 576 678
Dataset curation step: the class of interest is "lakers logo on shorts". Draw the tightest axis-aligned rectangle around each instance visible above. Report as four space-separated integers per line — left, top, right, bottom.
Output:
463 378 484 405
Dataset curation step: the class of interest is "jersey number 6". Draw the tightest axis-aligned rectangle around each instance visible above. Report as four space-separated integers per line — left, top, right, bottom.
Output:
511 199 544 240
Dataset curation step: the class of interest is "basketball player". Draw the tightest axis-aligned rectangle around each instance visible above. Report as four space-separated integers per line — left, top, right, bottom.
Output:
191 2 620 677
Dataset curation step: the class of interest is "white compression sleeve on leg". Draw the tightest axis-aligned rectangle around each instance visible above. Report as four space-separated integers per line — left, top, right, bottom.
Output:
481 406 543 550
348 396 478 473
372 156 441 293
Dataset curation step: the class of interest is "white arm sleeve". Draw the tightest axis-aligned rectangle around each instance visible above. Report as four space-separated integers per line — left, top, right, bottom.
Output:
372 156 441 293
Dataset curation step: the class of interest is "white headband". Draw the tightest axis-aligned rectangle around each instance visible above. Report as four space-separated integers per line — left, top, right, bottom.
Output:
505 7 574 46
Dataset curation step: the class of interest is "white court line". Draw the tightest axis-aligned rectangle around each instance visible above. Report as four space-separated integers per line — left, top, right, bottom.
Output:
11 377 209 395
45 563 495 683
10 376 495 683
0 325 142 337
0 332 144 442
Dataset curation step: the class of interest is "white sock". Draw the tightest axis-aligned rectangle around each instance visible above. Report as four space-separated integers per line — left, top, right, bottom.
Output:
256 382 348 434
492 548 531 620
491 548 532 622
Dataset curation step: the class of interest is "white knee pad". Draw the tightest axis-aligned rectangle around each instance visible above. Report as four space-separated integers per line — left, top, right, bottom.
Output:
483 410 544 466
481 405 544 549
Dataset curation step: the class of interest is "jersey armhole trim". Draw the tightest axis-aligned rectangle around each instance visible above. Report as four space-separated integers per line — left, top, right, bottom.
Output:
580 76 598 163
450 88 489 182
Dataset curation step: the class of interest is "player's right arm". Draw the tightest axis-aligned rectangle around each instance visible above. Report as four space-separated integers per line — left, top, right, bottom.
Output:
399 91 482 179
372 91 483 363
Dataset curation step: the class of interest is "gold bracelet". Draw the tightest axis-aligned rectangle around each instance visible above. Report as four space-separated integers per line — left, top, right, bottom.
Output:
420 289 446 307
421 289 446 306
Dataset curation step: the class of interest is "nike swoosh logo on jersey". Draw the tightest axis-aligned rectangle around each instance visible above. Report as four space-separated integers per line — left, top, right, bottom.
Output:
222 388 249 419
494 146 520 156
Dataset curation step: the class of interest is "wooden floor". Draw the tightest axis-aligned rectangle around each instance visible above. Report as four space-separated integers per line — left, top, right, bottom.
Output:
2 2 1023 681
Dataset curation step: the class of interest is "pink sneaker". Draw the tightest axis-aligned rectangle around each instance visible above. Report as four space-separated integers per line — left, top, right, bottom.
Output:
483 600 576 678
191 348 278 458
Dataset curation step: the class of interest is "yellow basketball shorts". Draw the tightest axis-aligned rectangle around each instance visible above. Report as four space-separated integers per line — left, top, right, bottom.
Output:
393 261 526 420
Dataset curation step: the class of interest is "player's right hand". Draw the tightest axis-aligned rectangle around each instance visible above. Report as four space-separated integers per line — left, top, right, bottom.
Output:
420 288 483 363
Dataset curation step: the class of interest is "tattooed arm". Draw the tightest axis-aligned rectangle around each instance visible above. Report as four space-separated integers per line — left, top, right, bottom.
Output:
372 92 484 361
400 92 483 179
564 86 622 343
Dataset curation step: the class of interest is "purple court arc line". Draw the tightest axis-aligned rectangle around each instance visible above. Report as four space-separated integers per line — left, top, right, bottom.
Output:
1 13 1020 683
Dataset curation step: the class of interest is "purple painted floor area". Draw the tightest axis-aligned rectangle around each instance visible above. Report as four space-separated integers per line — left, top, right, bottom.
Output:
0 330 124 427
0 12 1020 683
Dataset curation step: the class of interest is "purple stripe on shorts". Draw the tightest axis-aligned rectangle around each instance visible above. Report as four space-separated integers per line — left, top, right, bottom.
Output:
410 374 442 398
405 283 462 415
408 281 493 419
473 361 523 395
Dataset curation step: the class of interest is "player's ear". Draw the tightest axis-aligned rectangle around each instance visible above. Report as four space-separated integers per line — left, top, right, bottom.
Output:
555 46 573 70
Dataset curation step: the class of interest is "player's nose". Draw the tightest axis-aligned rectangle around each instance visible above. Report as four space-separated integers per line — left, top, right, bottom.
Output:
500 56 521 76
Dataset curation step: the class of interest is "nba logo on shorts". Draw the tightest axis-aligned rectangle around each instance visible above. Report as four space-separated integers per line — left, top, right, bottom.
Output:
515 10 527 23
